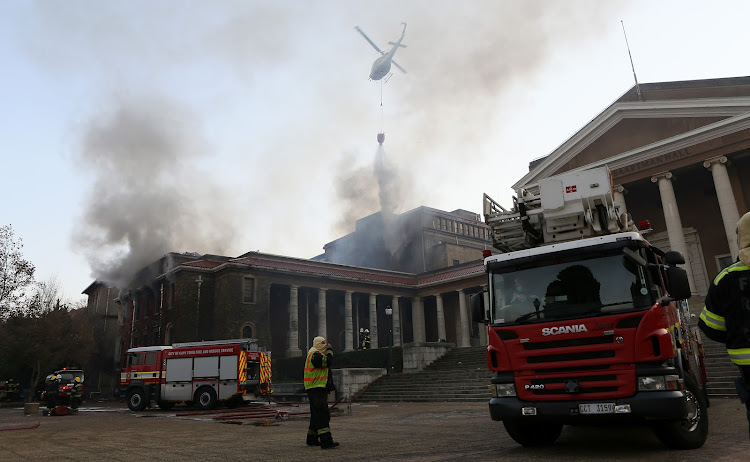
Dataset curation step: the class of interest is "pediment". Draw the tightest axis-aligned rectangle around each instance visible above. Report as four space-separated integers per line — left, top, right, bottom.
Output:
515 95 750 190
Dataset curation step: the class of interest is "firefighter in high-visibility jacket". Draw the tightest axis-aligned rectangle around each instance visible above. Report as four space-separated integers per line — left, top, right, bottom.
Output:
698 211 750 439
71 377 83 411
304 336 339 449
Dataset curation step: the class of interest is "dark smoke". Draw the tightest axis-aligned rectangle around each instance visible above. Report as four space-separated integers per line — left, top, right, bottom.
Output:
72 96 238 289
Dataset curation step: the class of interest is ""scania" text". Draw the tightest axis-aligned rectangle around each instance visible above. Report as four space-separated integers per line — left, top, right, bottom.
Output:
541 324 588 336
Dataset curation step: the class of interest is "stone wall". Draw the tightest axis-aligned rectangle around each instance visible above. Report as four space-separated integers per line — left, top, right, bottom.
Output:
332 368 386 400
401 342 453 373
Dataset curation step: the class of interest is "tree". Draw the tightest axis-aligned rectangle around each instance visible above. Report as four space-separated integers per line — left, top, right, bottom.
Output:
0 277 96 400
0 225 35 321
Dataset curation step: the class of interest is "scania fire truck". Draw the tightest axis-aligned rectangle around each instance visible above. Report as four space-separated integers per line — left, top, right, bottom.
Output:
471 167 708 449
120 338 271 411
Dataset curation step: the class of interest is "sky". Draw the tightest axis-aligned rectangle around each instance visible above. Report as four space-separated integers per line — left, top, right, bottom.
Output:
2 0 750 304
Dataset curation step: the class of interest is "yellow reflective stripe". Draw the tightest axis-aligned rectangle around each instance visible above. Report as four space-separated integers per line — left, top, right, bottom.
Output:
317 427 331 435
304 351 328 389
699 307 726 331
714 262 750 284
727 348 750 365
260 353 271 387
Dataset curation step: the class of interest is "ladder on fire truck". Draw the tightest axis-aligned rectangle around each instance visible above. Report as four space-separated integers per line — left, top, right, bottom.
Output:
484 167 634 253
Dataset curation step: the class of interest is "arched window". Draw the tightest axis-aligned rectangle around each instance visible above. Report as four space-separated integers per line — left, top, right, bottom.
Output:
241 323 255 339
165 323 173 345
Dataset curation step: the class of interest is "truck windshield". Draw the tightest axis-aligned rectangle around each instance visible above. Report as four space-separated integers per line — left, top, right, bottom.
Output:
489 250 656 325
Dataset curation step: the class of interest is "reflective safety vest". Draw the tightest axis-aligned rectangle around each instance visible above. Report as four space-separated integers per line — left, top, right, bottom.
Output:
72 383 83 398
304 350 330 390
698 261 750 365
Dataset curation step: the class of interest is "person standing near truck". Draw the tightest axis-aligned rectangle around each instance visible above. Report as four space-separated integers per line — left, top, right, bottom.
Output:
6 378 18 401
698 211 750 440
71 377 83 411
303 336 339 449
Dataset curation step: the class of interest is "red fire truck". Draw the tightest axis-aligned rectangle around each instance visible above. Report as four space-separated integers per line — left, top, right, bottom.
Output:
120 338 271 411
471 167 708 449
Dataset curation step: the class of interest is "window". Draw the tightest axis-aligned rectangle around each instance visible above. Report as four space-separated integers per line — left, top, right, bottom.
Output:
715 254 733 273
165 324 173 345
453 259 460 266
128 353 141 367
241 323 255 339
169 283 175 310
144 352 157 365
243 277 256 303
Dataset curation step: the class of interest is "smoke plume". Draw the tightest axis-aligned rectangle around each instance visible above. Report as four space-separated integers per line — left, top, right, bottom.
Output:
72 95 238 289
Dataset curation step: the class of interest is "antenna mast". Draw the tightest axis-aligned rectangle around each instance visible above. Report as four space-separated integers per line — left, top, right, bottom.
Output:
620 20 643 101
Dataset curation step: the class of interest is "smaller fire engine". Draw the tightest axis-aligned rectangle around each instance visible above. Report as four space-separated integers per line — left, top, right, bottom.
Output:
120 338 271 411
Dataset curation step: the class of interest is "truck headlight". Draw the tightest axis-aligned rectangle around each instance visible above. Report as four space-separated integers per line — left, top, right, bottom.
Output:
490 383 516 397
638 375 680 391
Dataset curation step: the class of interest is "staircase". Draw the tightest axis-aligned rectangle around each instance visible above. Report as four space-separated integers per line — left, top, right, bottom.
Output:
354 337 741 402
701 337 738 398
355 346 492 402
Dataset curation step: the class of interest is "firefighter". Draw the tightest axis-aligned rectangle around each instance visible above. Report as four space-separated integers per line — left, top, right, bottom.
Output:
362 329 370 350
71 377 83 411
44 374 58 413
698 211 750 440
6 378 18 401
303 336 339 449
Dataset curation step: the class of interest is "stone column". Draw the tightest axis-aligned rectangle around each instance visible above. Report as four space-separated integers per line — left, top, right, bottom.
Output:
458 289 471 347
288 285 302 356
391 295 401 347
651 172 696 291
412 296 425 343
435 293 447 342
479 287 489 345
317 288 327 340
344 291 354 351
369 293 379 349
613 185 628 220
704 156 741 260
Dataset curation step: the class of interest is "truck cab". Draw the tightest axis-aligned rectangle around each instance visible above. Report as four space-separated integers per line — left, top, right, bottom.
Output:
473 167 708 449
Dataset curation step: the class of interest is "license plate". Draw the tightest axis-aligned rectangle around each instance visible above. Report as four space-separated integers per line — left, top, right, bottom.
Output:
579 403 615 414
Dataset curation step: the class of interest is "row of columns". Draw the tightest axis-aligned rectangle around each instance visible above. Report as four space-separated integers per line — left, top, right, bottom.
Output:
614 155 741 293
287 286 483 355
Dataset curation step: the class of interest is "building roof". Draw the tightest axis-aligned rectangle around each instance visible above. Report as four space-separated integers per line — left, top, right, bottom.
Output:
514 75 750 189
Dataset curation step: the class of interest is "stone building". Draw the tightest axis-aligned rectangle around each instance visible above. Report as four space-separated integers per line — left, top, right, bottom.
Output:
316 207 492 273
82 207 493 393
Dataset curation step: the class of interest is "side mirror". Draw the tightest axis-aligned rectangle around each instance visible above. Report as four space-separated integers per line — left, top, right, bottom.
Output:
666 266 691 300
471 292 487 324
665 250 685 266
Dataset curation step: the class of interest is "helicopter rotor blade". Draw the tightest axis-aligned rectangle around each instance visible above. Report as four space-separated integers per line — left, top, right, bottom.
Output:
392 60 407 74
354 26 384 54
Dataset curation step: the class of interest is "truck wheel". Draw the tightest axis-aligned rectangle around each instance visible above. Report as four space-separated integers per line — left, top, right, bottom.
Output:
157 400 175 411
652 374 708 449
194 387 217 410
503 421 562 446
126 389 147 411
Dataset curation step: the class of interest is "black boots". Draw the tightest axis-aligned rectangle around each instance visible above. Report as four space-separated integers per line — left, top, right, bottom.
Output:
319 434 339 449
306 433 320 446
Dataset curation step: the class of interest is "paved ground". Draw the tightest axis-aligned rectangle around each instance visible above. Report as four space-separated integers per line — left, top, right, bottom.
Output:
0 397 748 461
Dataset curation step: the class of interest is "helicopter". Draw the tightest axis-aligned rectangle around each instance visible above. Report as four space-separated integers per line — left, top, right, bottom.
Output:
354 22 407 81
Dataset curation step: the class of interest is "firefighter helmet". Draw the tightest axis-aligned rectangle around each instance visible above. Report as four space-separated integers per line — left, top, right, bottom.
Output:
75 377 81 382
